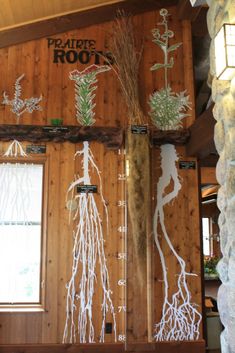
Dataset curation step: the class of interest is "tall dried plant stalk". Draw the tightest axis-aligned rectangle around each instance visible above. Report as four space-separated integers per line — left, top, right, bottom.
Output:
110 11 144 125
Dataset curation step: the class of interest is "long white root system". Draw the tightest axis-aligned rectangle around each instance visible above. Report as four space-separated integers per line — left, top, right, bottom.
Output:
153 144 202 341
63 141 116 343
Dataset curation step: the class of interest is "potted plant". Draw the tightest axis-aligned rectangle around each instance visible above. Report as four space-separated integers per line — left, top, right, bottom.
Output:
204 256 220 279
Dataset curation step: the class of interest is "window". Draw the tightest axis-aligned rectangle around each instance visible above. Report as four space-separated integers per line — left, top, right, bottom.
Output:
202 217 211 256
0 161 46 309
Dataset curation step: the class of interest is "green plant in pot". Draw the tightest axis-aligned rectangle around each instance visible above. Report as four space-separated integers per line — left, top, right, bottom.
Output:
204 257 220 278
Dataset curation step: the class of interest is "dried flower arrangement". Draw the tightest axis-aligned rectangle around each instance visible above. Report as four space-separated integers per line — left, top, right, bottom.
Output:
109 11 150 290
149 8 191 130
109 10 144 125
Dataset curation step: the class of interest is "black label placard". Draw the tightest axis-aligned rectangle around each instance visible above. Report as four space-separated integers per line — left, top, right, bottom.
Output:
179 161 196 170
77 185 98 193
131 125 148 135
43 126 69 133
26 145 46 154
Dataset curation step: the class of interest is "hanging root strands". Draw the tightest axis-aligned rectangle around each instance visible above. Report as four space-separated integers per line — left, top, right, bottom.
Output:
63 141 116 343
153 144 202 341
3 140 27 157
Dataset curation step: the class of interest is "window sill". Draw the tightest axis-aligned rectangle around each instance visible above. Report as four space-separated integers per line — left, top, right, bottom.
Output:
0 305 45 313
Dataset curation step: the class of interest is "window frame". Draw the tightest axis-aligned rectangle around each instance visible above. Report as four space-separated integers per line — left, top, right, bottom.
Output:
0 155 48 312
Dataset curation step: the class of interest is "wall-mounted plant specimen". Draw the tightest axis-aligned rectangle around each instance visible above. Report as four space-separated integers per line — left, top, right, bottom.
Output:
2 74 42 155
153 144 202 340
109 10 144 125
69 65 110 126
63 64 116 343
149 9 191 130
150 9 201 341
109 11 150 299
2 74 42 123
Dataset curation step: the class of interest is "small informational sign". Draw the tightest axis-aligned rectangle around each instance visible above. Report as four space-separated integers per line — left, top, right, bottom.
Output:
131 125 148 134
179 161 196 170
43 126 69 133
26 145 46 154
77 185 98 193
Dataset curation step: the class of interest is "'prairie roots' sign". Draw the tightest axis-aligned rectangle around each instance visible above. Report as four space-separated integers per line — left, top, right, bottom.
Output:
47 38 113 65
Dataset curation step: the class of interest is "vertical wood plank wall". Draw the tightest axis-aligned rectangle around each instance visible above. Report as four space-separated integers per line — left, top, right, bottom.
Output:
0 5 202 344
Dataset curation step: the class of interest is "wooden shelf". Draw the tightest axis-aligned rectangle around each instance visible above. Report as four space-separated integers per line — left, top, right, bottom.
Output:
151 128 190 146
0 125 124 149
0 125 192 149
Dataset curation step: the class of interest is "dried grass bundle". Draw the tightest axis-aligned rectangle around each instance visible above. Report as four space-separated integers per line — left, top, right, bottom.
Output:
109 10 144 125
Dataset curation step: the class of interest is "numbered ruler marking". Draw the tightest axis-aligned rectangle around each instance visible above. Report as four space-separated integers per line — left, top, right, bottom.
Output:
118 305 126 313
118 226 127 233
117 200 126 207
118 279 126 286
117 253 127 260
118 334 126 342
118 174 126 181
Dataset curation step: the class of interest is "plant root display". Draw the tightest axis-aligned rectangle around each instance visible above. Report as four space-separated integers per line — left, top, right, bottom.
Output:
63 141 116 343
153 144 202 341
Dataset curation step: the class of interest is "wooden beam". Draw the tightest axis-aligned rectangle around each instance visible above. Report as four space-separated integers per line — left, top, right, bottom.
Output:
0 0 178 49
200 167 217 185
0 341 205 353
126 132 151 344
186 104 216 159
151 129 190 146
177 0 203 21
200 154 218 168
189 0 207 6
0 125 123 149
191 7 208 37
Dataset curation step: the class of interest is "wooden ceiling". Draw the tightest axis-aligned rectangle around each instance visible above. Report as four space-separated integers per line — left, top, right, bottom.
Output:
0 0 179 48
0 0 208 32
0 0 127 30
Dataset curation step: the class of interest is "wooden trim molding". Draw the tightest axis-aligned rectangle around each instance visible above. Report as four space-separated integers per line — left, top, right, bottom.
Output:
0 125 124 149
0 341 206 353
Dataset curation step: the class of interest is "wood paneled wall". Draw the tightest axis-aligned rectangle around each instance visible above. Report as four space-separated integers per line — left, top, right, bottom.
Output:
0 5 203 347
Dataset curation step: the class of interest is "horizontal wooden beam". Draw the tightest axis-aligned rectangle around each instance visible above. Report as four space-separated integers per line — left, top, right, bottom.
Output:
186 104 216 159
0 125 123 149
0 0 178 49
151 128 190 146
0 341 205 353
0 125 192 149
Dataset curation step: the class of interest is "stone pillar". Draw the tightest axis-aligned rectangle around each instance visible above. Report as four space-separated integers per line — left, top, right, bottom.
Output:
207 1 235 352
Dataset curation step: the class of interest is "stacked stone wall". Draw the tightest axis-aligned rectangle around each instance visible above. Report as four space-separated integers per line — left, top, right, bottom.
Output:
207 1 235 352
